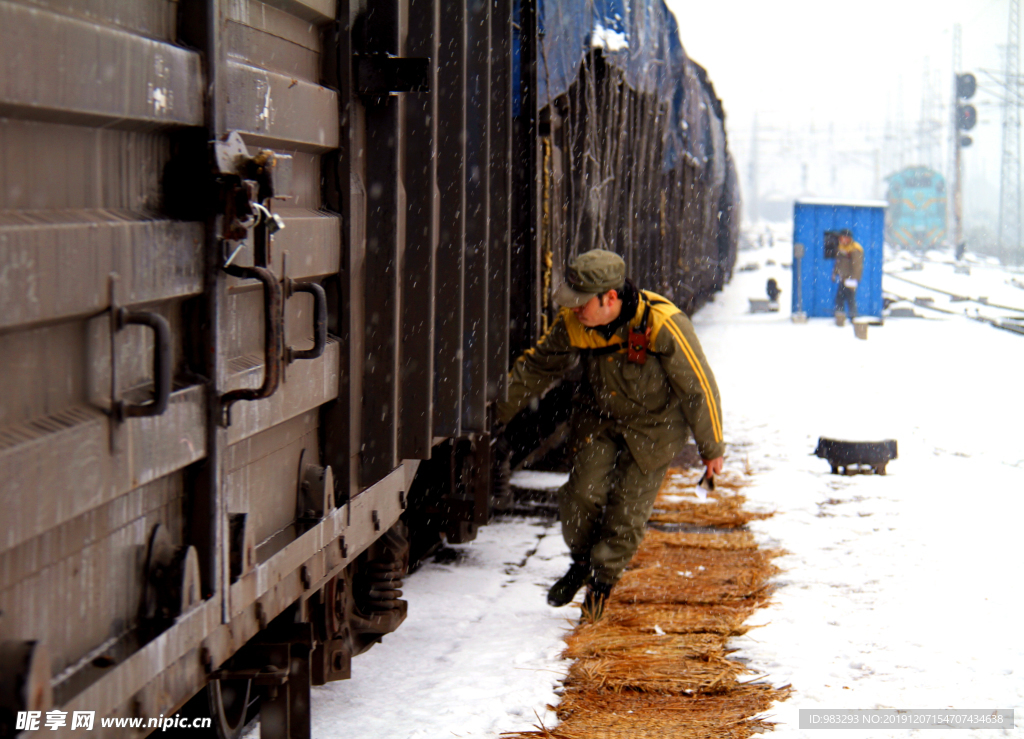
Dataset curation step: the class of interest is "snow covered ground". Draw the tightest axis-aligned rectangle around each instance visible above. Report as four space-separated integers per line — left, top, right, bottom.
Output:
701 229 1024 737
306 228 1024 738
304 518 572 738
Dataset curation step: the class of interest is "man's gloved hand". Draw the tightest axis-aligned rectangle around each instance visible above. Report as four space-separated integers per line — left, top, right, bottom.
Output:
844 278 858 289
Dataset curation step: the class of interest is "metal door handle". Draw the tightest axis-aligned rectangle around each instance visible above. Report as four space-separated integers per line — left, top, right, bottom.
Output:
115 308 172 419
222 264 283 422
286 281 327 362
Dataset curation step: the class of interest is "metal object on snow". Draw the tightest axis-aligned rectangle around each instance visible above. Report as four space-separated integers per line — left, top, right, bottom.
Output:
749 298 779 313
814 437 898 475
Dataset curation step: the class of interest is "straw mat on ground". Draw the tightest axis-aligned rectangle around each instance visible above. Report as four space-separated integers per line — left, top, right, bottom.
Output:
627 540 782 573
612 566 776 604
651 492 775 528
565 653 747 693
504 684 791 739
554 683 788 719
641 527 758 550
502 470 789 739
652 469 774 528
601 602 760 635
562 626 728 660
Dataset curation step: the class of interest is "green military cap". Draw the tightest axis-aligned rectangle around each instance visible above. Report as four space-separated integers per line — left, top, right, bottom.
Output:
554 249 626 307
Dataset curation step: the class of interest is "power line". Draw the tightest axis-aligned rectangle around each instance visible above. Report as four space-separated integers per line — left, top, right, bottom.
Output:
963 0 1004 29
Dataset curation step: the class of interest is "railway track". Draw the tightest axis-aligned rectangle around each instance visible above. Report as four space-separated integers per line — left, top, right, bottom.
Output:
883 268 1024 336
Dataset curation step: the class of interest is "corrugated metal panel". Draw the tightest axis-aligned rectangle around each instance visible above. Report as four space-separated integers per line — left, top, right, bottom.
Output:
0 387 205 552
0 475 185 675
0 0 208 706
3 0 180 40
223 340 339 445
0 121 171 211
223 62 338 151
432 0 467 437
0 215 204 331
460 0 491 433
359 0 403 485
233 0 334 24
0 0 520 728
0 2 202 126
398 0 438 459
488 0 512 405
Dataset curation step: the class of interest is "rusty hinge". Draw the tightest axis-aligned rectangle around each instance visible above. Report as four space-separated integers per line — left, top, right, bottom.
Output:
214 131 290 249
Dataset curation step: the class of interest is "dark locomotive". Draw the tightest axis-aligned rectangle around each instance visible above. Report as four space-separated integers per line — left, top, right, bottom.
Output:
0 0 738 737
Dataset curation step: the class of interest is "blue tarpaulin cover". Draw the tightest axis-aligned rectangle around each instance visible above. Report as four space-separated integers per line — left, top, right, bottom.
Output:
526 0 690 169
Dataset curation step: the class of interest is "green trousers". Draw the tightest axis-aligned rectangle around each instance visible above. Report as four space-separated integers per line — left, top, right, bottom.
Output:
558 426 670 586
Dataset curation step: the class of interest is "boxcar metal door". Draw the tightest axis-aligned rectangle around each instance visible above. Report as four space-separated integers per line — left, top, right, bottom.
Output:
0 0 211 728
0 0 514 734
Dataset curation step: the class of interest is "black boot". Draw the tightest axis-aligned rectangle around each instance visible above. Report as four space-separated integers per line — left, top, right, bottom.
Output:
580 580 613 622
547 559 591 607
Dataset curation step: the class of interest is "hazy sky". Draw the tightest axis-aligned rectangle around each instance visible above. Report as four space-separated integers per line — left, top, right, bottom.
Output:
664 0 1011 229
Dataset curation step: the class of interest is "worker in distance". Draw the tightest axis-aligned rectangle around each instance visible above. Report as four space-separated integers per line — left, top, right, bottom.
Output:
497 249 725 620
832 228 864 320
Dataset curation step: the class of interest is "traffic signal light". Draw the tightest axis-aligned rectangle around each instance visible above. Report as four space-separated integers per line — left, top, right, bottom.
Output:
957 105 977 130
956 73 977 132
956 73 976 99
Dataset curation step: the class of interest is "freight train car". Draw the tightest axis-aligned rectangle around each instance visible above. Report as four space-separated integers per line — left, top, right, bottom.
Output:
498 1 739 477
0 1 737 737
530 0 738 330
885 166 947 251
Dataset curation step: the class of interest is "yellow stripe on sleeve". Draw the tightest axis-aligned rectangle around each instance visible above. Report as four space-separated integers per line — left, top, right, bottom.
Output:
662 319 723 443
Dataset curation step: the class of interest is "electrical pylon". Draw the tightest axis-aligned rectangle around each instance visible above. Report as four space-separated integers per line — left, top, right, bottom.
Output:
998 0 1021 264
951 24 962 251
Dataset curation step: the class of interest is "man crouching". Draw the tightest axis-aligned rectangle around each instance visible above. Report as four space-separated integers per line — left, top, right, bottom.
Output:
497 249 725 620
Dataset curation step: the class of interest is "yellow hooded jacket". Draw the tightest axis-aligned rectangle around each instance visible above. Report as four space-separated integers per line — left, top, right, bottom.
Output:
497 291 724 474
833 240 864 282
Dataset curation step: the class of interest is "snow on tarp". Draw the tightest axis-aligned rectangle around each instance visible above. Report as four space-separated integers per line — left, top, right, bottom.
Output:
537 0 690 169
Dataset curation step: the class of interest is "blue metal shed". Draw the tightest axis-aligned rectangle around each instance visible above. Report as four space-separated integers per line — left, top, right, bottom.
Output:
791 199 887 318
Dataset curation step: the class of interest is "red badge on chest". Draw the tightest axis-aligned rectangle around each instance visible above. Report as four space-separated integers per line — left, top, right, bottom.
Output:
627 326 651 365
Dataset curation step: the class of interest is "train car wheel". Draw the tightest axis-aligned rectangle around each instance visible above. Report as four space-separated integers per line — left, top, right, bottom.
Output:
207 679 253 739
170 678 255 739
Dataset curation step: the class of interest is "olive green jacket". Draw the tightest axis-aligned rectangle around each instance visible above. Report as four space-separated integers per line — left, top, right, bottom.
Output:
833 241 864 282
497 291 725 474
